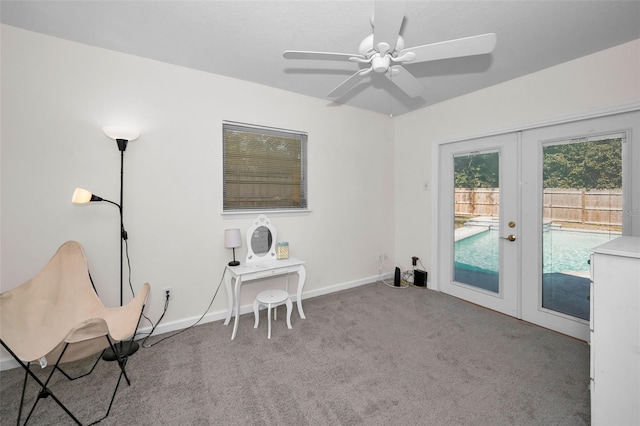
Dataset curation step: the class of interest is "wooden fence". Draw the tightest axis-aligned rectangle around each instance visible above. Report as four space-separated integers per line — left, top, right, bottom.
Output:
455 188 499 217
224 172 303 209
455 188 622 226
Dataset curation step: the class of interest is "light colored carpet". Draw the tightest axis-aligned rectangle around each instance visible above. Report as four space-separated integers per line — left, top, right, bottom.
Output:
0 282 590 425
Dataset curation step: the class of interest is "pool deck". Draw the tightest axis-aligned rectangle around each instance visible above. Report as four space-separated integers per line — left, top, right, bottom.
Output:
455 225 489 242
455 216 497 242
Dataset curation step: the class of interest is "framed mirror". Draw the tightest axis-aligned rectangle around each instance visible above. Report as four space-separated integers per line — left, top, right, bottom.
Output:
246 215 277 263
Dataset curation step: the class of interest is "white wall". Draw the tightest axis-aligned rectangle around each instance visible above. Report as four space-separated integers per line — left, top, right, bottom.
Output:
0 25 395 362
394 39 640 286
3 23 638 369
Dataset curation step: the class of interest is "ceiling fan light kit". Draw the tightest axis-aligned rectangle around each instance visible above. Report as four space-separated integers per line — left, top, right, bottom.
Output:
283 1 496 100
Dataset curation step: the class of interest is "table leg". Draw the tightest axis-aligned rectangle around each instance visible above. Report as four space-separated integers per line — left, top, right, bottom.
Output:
231 276 243 340
224 272 233 326
296 265 306 319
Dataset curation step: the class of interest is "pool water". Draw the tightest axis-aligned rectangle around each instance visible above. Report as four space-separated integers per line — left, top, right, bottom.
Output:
454 228 616 274
454 227 617 320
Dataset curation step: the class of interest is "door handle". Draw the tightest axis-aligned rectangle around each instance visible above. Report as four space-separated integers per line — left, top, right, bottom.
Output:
500 235 516 242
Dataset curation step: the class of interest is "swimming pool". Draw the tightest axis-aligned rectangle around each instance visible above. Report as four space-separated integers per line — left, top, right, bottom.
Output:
454 228 616 274
454 227 617 320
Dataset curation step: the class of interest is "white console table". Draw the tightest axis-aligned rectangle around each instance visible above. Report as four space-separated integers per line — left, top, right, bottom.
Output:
224 257 306 340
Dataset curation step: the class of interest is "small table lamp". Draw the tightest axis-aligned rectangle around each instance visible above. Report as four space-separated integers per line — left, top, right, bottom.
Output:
225 229 242 266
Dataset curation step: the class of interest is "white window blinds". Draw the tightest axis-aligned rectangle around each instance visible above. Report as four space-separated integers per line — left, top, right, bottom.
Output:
223 122 308 211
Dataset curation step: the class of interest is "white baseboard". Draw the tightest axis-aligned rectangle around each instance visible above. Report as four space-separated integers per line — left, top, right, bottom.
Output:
0 274 386 371
132 273 385 338
0 354 19 371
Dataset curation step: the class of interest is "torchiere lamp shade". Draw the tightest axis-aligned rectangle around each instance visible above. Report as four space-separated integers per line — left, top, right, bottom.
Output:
103 126 140 142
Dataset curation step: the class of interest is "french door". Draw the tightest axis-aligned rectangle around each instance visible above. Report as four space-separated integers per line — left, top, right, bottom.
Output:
520 113 636 340
438 133 520 318
436 111 638 340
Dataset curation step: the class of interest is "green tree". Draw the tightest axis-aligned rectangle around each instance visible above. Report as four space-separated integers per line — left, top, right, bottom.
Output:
454 152 499 188
543 139 621 189
453 139 621 190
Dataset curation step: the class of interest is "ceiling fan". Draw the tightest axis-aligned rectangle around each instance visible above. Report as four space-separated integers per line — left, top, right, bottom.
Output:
283 1 497 99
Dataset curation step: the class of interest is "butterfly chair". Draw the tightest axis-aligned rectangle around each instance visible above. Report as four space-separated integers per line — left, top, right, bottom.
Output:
0 241 150 425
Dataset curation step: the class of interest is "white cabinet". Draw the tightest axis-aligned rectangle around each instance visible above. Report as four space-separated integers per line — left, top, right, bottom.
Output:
590 236 640 426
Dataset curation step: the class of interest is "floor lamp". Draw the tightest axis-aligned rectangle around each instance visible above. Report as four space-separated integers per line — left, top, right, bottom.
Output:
72 126 140 361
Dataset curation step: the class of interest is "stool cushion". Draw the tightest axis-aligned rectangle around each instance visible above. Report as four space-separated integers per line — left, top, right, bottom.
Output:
256 289 289 305
253 289 293 339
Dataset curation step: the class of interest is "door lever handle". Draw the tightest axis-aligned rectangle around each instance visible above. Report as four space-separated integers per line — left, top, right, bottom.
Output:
500 235 517 242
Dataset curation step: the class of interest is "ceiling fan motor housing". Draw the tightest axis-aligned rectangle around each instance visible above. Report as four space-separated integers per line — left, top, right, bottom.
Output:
358 34 405 58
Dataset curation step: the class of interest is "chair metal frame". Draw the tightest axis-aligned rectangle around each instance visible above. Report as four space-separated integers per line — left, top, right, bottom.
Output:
1 308 145 426
0 241 150 426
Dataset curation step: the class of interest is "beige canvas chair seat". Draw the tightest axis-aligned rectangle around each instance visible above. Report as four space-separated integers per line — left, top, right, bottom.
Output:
0 240 150 425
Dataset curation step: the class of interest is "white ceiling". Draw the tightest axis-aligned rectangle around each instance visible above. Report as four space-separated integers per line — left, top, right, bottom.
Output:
2 1 639 116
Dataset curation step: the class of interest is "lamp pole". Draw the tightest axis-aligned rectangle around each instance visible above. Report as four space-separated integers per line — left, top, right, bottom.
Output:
103 130 139 361
102 136 139 361
72 127 140 361
118 138 127 307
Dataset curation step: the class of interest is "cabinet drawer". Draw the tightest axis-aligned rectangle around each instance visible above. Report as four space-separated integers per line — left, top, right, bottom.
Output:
251 267 290 279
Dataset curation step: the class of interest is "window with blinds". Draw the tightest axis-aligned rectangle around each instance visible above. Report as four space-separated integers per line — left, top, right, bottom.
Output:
223 122 308 211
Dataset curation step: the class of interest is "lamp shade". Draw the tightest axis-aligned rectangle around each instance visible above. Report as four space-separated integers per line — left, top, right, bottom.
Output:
224 229 242 249
72 187 93 204
103 126 140 142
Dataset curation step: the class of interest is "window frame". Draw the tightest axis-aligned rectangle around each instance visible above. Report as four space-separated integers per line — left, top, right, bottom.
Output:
222 121 309 214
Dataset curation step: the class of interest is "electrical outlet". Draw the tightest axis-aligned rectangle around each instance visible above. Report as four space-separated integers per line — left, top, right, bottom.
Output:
163 287 173 300
378 252 387 262
377 267 382 276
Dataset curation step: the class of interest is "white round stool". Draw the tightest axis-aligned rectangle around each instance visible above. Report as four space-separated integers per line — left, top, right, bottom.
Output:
253 289 292 339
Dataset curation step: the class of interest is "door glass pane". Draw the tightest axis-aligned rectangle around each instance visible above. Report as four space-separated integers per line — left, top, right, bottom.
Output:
453 152 500 293
542 137 622 319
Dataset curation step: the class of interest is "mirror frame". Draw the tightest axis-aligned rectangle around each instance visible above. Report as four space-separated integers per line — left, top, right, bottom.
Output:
245 214 277 263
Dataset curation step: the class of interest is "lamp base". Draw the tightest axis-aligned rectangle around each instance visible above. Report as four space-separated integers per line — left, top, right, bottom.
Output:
102 340 139 362
228 260 240 266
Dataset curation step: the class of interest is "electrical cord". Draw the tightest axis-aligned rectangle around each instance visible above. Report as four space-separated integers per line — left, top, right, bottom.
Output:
382 278 409 288
87 229 156 329
417 258 427 272
124 236 155 329
125 237 135 297
141 266 226 348
377 256 427 289
121 229 225 346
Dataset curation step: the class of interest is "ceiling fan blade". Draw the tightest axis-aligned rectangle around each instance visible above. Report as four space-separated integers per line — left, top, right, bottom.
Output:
400 33 497 63
283 50 363 62
327 68 371 97
386 66 424 98
373 0 406 54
